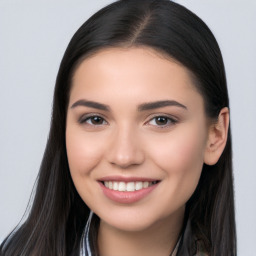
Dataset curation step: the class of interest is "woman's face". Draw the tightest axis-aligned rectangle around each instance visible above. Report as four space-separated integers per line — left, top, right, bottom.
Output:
66 47 210 232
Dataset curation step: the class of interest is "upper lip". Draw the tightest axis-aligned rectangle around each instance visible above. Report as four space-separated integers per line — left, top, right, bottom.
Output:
98 176 160 182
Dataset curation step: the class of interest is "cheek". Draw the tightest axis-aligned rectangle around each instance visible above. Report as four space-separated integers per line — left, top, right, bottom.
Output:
172 134 205 173
65 127 104 177
149 125 207 201
65 125 108 203
152 126 205 167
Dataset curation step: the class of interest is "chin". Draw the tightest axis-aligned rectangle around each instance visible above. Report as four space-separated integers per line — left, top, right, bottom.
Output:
97 205 184 233
102 216 158 232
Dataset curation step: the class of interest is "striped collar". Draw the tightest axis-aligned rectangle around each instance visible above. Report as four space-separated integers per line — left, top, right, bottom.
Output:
80 211 94 256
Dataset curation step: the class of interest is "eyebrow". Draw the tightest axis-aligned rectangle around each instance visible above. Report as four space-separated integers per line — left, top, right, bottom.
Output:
70 99 187 111
71 100 110 111
138 100 187 111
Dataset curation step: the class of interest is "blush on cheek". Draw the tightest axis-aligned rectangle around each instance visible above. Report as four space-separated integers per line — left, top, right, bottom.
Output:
173 125 206 166
66 134 103 177
174 137 205 193
151 127 205 203
154 135 204 172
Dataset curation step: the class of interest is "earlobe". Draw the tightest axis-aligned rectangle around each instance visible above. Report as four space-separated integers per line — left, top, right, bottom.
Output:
204 107 229 165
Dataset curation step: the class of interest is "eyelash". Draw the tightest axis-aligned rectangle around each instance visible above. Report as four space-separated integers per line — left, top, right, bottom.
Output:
146 115 178 128
79 114 178 128
79 114 107 126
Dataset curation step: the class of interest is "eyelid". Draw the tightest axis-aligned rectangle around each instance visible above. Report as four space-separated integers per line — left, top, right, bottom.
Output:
77 112 178 127
78 113 108 125
145 114 178 127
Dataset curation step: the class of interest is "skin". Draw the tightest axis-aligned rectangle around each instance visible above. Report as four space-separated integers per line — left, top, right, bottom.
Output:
66 47 229 256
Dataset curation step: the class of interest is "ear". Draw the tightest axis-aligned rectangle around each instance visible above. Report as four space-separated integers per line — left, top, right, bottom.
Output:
204 107 229 165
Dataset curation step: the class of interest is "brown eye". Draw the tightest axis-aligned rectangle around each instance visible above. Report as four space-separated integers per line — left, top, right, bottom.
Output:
155 117 169 125
148 116 177 128
80 115 107 125
90 116 105 125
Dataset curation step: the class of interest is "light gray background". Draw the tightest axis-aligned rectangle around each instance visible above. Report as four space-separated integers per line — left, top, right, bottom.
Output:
0 0 255 255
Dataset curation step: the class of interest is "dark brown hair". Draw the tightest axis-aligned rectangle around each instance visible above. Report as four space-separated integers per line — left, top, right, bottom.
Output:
0 0 236 255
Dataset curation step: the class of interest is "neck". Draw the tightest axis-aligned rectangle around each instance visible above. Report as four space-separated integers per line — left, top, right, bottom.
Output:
97 207 184 256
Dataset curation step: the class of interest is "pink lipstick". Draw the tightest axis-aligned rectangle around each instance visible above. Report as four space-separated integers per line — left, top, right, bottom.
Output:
98 176 160 204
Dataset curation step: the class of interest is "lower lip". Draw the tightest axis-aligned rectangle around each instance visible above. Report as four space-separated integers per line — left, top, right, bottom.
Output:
99 182 159 204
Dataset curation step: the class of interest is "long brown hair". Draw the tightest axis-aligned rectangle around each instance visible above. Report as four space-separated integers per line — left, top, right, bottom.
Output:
0 1 236 255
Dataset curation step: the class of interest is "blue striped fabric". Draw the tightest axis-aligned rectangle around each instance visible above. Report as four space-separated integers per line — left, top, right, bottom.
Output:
80 211 94 256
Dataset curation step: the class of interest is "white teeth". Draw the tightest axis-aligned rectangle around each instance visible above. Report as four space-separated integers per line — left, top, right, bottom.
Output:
143 181 149 188
135 181 143 190
113 182 119 190
126 182 135 192
103 181 157 192
118 182 126 191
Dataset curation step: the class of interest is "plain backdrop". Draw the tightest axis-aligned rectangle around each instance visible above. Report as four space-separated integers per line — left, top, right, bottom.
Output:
0 0 255 255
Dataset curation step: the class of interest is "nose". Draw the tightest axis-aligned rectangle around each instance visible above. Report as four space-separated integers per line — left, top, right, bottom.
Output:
107 126 145 169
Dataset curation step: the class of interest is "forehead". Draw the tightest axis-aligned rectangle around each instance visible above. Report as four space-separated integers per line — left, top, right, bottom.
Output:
70 47 204 113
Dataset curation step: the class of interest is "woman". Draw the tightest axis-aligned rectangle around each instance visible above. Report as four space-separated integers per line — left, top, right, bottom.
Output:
0 0 236 255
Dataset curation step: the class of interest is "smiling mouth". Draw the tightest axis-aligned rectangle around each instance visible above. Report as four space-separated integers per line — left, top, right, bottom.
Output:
101 181 160 192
